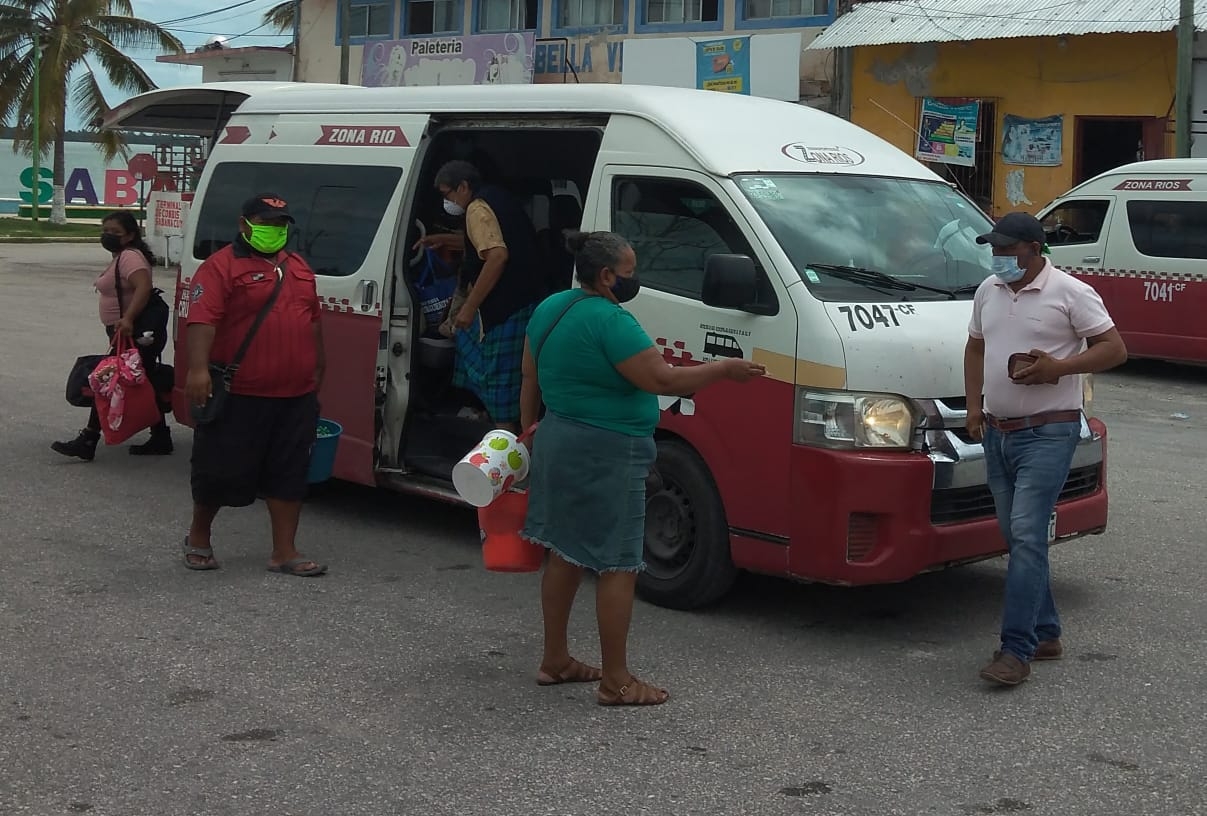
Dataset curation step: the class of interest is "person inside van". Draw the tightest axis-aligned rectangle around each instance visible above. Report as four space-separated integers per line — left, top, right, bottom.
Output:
519 231 765 706
52 211 173 461
418 160 545 432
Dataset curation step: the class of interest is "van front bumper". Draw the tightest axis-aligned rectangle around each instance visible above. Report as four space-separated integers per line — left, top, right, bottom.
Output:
777 419 1109 585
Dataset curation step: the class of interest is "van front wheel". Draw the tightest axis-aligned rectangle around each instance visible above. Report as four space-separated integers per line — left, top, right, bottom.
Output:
638 440 737 610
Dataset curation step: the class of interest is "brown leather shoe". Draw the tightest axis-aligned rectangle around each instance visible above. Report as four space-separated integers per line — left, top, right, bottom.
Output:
1034 639 1063 661
980 652 1031 686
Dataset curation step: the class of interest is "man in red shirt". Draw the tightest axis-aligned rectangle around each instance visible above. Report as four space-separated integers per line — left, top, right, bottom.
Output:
182 193 327 577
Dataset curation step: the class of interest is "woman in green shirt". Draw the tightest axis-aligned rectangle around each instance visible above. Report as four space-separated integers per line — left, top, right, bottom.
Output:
520 231 765 707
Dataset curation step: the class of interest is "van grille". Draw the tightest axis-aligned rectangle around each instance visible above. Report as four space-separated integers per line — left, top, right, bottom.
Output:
930 465 1101 525
846 513 878 562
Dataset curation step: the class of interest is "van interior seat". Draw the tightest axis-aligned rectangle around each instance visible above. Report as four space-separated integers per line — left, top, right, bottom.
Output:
545 192 584 291
508 177 552 232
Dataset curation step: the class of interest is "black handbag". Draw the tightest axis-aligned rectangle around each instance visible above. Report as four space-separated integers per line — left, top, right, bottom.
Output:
190 260 288 426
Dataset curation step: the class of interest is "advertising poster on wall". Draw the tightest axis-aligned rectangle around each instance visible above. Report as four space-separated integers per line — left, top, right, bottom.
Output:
1002 114 1064 166
916 98 979 167
695 37 751 94
362 32 535 87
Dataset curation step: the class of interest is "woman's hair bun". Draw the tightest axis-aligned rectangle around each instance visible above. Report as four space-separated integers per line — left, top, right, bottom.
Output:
563 229 590 254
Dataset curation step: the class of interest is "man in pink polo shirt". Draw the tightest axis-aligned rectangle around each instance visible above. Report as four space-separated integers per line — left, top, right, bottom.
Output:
965 211 1127 687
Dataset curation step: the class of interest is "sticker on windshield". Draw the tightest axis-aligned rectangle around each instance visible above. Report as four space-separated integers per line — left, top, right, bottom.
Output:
739 177 783 200
805 268 821 283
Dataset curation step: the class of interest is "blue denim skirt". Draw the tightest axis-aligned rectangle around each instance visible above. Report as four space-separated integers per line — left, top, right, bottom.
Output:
521 411 657 573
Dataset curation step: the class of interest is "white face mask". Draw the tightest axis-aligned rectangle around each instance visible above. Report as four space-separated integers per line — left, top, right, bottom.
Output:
990 255 1026 283
443 199 465 217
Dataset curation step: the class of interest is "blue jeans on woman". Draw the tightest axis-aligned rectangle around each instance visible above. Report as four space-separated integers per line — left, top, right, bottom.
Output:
983 420 1082 662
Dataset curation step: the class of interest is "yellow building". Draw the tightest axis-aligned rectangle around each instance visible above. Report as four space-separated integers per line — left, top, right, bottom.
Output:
809 1 1200 217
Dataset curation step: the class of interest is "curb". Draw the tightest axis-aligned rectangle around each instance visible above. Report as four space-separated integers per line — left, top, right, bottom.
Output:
0 237 97 244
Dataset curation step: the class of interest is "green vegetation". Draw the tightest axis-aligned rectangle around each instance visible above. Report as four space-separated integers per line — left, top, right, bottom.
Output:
0 217 97 239
0 1 184 224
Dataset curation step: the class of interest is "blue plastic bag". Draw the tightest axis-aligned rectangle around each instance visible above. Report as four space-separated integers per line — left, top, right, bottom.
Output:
414 248 458 335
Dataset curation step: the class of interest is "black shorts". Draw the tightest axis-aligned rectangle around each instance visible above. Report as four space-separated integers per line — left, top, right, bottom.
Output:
190 392 319 507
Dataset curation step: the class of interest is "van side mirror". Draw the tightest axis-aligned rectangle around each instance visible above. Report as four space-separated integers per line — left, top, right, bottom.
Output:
702 254 775 315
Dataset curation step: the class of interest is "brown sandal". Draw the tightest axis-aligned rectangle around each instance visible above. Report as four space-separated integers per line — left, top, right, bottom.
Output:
536 658 602 686
596 675 669 707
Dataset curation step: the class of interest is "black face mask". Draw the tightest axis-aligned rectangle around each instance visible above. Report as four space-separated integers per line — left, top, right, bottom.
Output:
100 234 123 253
611 275 640 304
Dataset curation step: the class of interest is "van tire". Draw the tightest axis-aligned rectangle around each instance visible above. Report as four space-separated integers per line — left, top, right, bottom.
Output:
638 440 737 610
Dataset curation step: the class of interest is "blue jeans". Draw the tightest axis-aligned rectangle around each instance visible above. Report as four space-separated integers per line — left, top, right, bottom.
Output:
984 420 1081 662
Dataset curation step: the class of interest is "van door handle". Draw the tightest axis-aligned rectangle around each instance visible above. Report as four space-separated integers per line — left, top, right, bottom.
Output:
1081 256 1101 264
356 280 377 311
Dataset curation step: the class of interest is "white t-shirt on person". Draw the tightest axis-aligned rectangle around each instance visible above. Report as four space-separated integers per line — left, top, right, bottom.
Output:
968 260 1114 418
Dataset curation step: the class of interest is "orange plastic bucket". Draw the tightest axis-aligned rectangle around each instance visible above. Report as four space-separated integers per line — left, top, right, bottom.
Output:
478 490 545 573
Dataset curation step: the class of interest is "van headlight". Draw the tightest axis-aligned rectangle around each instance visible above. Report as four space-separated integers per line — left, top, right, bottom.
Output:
795 389 918 449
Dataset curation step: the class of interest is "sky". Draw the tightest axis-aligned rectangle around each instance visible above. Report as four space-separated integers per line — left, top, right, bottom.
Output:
85 0 293 127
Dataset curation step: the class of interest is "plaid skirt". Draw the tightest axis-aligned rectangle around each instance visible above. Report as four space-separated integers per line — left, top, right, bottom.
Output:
453 304 535 424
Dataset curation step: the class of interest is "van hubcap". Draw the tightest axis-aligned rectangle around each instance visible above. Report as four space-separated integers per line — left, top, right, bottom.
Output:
644 481 695 578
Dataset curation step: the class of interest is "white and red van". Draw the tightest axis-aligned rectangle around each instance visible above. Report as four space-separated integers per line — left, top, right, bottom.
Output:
106 82 1110 609
1038 158 1207 363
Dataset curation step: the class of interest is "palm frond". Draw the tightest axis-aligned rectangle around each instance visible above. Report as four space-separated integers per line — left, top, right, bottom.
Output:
263 1 297 34
72 64 125 161
79 28 155 93
89 14 184 54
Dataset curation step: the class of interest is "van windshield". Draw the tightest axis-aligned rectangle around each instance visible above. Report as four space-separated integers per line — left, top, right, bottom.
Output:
736 174 995 301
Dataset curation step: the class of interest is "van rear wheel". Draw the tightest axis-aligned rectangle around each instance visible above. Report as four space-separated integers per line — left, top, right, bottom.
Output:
638 440 737 610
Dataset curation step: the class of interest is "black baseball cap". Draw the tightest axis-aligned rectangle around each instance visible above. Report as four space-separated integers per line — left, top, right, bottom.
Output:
241 193 294 223
977 211 1045 247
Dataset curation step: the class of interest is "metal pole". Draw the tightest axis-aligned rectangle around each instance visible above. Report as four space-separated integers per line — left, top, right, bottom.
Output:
339 0 351 85
292 0 302 81
31 33 40 224
1175 0 1194 157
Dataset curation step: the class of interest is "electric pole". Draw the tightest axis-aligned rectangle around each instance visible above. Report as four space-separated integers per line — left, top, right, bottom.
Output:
339 0 351 84
1175 0 1194 157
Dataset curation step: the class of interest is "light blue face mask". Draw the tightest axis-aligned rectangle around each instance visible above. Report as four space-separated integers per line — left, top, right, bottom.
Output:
991 255 1026 283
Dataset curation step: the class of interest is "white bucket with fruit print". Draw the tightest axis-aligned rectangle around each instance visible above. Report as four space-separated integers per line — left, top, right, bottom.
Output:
452 429 531 507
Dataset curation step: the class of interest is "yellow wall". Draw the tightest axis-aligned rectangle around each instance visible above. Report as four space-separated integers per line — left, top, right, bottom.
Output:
850 32 1177 217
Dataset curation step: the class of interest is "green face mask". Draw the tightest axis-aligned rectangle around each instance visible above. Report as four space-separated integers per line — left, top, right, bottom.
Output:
244 221 289 254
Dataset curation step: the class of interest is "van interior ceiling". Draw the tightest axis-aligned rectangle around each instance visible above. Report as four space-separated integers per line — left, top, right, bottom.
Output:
399 124 604 481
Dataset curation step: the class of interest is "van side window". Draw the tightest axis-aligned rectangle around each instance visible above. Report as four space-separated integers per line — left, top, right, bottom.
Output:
1041 200 1110 245
1126 200 1207 260
612 177 759 301
193 162 403 277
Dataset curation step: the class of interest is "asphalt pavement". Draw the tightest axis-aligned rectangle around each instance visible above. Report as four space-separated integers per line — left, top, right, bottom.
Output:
1 245 1204 816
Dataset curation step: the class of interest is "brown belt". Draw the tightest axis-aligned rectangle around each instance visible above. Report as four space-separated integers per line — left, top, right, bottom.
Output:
985 410 1083 433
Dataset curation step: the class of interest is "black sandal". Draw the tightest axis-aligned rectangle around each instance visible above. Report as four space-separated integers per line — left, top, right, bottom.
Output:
267 557 327 577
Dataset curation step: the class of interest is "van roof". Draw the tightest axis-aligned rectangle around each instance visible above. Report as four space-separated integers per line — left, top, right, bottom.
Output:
242 83 942 179
1064 158 1207 195
110 82 945 181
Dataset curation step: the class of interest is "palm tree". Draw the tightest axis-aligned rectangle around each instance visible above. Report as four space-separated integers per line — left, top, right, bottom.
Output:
264 1 297 34
0 1 183 223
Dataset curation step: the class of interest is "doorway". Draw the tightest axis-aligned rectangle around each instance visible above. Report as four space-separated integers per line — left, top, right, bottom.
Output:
1075 117 1166 184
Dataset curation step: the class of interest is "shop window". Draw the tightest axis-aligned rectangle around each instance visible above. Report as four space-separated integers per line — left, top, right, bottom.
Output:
611 177 757 300
478 0 537 30
743 0 827 21
1126 200 1207 260
193 162 404 277
339 0 394 40
557 0 625 29
1042 200 1110 246
408 0 462 34
645 0 719 24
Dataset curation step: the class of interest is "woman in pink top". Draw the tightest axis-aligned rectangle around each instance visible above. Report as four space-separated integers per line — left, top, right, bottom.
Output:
52 211 173 460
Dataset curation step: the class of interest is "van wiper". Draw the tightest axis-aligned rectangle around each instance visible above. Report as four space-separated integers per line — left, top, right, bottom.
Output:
807 263 957 299
949 284 982 297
